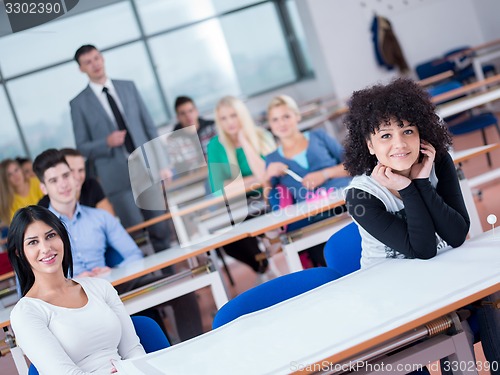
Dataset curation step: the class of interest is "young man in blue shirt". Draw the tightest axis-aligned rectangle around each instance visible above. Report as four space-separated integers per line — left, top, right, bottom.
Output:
32 149 204 341
33 149 142 277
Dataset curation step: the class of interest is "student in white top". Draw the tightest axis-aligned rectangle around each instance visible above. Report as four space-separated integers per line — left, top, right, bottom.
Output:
343 78 499 375
8 205 145 375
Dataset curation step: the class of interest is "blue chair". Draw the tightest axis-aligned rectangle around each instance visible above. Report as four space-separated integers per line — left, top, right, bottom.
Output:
416 48 495 83
28 315 169 375
323 222 362 278
416 58 455 80
443 46 496 83
131 315 171 352
212 267 341 329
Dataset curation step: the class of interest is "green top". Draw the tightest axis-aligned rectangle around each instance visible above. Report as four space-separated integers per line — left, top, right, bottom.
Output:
207 136 254 193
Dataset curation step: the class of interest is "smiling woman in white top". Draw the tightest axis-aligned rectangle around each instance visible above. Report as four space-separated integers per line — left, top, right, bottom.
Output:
8 205 144 375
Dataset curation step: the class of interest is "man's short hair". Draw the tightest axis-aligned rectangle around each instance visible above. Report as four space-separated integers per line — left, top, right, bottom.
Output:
60 148 83 158
74 44 98 65
33 149 69 182
15 157 31 165
174 96 195 112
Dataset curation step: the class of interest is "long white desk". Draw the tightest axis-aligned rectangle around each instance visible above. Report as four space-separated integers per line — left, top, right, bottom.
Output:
436 85 500 118
114 230 500 375
0 193 347 330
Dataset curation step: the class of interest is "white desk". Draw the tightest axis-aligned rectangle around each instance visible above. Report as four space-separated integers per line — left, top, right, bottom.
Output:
451 144 500 237
114 231 499 375
472 46 500 82
436 85 500 118
1 234 238 375
235 192 346 237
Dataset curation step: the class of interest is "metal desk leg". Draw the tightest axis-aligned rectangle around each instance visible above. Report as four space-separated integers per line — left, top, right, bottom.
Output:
4 327 28 375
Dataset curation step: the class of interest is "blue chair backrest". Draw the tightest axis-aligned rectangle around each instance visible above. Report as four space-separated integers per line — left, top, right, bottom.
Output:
212 267 341 329
323 222 362 278
104 246 124 268
443 46 471 63
28 315 169 375
131 315 170 352
426 80 462 97
415 58 454 80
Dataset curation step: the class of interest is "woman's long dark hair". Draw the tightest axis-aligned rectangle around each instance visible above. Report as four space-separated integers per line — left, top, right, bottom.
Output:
7 205 73 296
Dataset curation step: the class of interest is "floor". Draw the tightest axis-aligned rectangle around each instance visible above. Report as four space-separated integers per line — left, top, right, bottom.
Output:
1 126 499 374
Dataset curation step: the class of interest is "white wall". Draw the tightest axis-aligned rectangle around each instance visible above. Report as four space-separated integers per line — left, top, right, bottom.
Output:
471 0 500 41
296 0 487 100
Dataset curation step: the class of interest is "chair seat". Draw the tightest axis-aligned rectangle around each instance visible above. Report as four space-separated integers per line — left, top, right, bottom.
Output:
212 267 340 329
449 112 498 136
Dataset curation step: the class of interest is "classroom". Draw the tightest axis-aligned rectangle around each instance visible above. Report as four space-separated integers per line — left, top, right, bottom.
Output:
0 1 499 374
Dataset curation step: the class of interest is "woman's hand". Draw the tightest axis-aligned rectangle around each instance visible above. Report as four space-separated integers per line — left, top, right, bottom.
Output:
371 163 411 191
410 141 436 180
302 171 326 190
265 162 288 180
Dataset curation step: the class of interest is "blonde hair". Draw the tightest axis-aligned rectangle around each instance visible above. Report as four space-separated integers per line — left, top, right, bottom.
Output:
215 96 275 167
0 159 24 224
267 94 300 117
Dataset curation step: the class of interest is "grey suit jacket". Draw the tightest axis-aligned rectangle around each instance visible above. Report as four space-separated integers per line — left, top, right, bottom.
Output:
70 80 158 196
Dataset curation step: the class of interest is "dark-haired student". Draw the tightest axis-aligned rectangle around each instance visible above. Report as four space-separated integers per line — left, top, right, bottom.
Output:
33 149 142 278
343 78 499 374
38 148 115 216
173 96 217 157
9 205 145 374
15 157 35 179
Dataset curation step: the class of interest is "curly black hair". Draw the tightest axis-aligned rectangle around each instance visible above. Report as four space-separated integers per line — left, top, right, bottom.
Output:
343 78 452 176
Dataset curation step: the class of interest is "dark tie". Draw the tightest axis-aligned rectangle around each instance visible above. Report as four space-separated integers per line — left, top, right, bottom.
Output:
102 86 135 153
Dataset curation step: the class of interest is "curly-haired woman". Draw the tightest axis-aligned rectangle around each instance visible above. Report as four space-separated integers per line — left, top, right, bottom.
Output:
343 77 469 267
343 78 498 374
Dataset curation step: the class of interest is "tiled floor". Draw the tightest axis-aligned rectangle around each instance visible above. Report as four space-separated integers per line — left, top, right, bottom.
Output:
1 126 499 374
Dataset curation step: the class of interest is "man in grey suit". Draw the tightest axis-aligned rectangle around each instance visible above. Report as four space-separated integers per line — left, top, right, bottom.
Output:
70 44 170 253
70 45 203 341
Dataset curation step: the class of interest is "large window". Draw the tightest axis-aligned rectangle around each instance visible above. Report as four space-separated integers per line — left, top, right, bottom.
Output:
220 2 296 96
0 86 25 159
0 2 140 78
0 0 313 159
135 0 261 34
7 63 87 157
149 19 240 113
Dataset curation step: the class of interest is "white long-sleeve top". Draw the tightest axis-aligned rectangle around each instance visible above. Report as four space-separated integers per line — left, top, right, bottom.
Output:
10 277 145 375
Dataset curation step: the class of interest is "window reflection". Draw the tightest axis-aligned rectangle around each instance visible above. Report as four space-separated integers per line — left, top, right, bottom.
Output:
286 0 314 75
221 3 297 95
103 43 168 125
135 0 260 35
7 63 87 157
0 2 139 78
0 87 25 159
149 19 241 113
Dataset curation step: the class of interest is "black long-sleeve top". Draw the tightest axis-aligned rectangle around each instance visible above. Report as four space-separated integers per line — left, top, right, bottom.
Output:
345 152 470 267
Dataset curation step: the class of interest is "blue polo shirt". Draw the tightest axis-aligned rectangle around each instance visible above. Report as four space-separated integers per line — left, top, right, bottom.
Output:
49 203 143 276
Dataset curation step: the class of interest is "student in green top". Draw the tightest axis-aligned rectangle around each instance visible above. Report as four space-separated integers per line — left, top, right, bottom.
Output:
207 96 276 277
